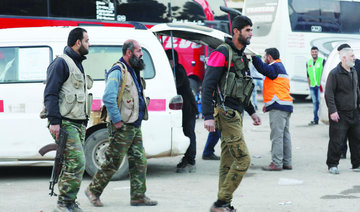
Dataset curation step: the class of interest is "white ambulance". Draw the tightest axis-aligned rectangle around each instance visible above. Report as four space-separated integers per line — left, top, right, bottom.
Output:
0 23 232 180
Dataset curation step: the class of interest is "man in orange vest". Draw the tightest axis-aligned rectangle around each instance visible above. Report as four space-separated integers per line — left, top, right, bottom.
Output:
252 48 294 171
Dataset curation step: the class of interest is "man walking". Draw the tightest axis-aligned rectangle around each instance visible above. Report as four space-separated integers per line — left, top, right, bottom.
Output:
44 27 91 212
252 48 293 171
307 46 325 125
325 47 360 174
202 15 261 212
85 40 157 206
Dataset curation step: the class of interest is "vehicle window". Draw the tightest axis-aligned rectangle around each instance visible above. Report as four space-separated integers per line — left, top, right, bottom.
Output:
0 47 51 83
0 0 47 16
83 46 155 80
244 0 278 37
288 0 360 34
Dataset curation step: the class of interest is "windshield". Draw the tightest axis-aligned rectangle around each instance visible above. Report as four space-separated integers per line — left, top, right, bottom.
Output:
289 0 360 34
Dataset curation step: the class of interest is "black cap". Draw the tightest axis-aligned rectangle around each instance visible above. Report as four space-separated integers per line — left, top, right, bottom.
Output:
337 43 351 51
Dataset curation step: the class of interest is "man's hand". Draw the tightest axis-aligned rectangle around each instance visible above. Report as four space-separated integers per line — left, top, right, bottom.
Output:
251 113 261 125
262 106 266 113
330 112 340 122
49 124 61 140
114 121 123 128
204 119 216 132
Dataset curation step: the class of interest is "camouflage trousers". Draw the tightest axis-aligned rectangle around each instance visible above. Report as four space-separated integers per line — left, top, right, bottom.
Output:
88 123 147 200
56 120 86 204
214 106 250 204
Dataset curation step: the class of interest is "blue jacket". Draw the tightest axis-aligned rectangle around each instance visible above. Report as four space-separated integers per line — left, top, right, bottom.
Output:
103 57 145 127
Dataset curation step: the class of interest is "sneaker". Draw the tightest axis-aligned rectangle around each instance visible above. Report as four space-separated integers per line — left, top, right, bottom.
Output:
70 202 83 212
176 158 196 173
202 154 220 160
210 203 236 212
54 202 83 212
53 203 72 212
130 196 158 206
85 187 103 207
308 121 318 126
329 167 339 174
352 166 360 172
283 165 293 170
262 162 282 171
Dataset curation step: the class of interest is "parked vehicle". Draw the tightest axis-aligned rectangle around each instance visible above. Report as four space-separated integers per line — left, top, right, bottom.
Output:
243 0 360 100
0 23 235 180
319 41 360 124
0 0 232 95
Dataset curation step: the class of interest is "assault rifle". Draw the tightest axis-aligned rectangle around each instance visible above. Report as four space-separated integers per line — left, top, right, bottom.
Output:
217 85 227 114
38 128 68 196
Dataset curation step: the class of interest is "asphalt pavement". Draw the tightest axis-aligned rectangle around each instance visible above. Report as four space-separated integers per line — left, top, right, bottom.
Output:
0 98 359 212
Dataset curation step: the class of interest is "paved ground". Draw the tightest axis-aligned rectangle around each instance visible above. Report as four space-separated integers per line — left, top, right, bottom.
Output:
1 98 359 212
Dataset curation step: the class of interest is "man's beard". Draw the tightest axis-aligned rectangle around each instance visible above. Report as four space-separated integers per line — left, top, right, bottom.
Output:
79 43 88 56
346 60 355 68
238 34 250 46
129 54 145 71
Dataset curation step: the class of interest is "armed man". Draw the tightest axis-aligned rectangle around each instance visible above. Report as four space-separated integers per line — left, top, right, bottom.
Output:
202 15 261 212
43 27 92 212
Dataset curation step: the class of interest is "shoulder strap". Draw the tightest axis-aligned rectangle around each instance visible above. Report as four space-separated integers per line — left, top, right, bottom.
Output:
218 43 233 99
111 62 128 107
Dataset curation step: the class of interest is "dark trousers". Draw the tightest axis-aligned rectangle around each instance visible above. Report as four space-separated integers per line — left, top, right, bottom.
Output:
202 130 221 157
183 117 196 165
326 110 360 169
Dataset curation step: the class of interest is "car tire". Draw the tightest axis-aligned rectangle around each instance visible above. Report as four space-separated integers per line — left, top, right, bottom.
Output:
84 128 129 181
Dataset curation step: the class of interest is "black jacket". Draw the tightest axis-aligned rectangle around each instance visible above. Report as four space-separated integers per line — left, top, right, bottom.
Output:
201 38 255 120
44 46 87 125
325 62 360 114
175 63 198 122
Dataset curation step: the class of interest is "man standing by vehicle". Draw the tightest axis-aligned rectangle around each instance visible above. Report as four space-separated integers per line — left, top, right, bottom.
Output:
325 47 360 174
202 15 261 212
85 40 157 207
307 46 325 125
165 49 198 173
252 48 293 171
44 27 91 212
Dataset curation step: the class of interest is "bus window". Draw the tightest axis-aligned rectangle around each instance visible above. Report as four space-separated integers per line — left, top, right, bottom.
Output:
0 0 47 16
288 0 360 34
0 47 51 83
83 46 155 80
244 0 278 37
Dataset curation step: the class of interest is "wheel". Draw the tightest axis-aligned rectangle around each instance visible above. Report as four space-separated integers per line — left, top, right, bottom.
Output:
84 128 129 181
291 94 309 101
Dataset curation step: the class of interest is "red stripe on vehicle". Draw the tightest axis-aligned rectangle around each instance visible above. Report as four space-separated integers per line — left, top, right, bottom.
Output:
91 99 101 111
0 100 3 112
147 99 166 111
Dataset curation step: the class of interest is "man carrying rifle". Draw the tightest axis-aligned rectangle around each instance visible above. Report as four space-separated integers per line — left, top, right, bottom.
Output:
44 27 92 212
202 15 261 212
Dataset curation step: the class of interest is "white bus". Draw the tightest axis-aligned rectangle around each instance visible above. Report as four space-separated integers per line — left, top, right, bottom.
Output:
243 0 360 99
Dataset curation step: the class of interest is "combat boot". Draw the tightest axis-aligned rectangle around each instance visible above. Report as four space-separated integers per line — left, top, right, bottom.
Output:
131 196 158 206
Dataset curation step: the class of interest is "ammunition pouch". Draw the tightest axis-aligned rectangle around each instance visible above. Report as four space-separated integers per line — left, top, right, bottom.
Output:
219 73 254 106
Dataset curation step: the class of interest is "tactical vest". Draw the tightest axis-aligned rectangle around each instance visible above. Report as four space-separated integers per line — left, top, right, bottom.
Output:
307 57 324 87
58 54 93 120
108 62 148 123
218 43 254 106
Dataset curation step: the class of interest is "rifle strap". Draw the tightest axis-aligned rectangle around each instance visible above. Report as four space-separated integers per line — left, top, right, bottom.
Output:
114 62 128 107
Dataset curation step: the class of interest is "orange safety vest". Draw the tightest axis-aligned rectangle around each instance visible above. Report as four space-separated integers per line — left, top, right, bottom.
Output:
263 59 293 107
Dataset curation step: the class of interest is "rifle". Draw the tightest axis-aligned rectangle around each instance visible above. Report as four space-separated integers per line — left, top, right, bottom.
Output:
217 85 227 114
38 128 68 196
